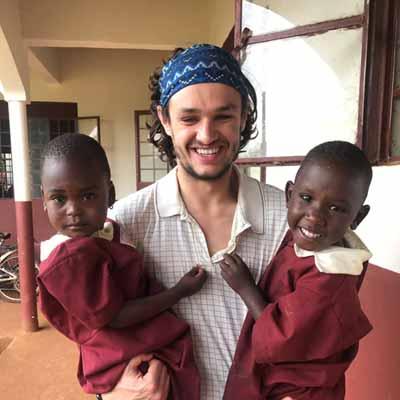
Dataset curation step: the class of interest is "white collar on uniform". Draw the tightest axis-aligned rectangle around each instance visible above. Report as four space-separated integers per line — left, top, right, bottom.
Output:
40 221 115 262
155 166 264 234
294 230 373 275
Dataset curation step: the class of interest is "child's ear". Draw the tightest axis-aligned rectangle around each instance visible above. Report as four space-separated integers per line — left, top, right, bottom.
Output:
41 186 47 212
285 181 294 207
108 181 116 207
351 205 370 230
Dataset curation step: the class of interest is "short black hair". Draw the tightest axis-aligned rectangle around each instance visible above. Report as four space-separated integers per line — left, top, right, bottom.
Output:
297 140 372 198
40 133 111 179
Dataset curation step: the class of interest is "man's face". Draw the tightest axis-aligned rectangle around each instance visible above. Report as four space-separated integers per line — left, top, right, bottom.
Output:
286 161 369 252
159 83 246 181
41 157 112 238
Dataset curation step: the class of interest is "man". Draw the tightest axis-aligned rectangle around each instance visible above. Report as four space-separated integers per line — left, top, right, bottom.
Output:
105 44 288 400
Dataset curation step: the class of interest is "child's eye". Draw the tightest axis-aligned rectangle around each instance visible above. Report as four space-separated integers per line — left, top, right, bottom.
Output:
299 194 311 202
82 193 96 201
329 205 345 213
50 195 65 203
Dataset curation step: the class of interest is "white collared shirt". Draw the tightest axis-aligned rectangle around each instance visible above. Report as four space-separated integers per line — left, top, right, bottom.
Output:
110 167 287 400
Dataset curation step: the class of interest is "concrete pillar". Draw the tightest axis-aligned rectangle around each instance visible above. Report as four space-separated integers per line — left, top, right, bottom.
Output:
8 100 38 332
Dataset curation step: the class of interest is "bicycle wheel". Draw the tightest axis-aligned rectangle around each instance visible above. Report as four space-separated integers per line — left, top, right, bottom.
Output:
0 253 40 303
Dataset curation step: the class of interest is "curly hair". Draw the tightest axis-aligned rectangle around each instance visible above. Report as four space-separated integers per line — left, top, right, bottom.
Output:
148 48 258 168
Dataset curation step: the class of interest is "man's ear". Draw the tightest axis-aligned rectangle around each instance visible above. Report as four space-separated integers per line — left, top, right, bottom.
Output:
157 106 172 137
285 181 294 207
351 205 370 230
108 181 116 208
240 110 247 132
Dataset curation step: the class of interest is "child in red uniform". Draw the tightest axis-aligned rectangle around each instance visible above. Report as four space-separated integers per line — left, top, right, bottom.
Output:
220 141 373 400
38 133 206 399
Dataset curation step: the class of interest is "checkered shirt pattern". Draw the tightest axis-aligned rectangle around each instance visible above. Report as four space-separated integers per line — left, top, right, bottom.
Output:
109 168 287 400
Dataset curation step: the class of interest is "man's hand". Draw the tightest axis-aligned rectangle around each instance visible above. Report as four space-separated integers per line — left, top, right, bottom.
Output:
102 354 170 400
174 266 207 298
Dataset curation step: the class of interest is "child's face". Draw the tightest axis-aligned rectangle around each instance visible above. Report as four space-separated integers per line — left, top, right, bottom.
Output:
41 157 113 238
285 160 369 252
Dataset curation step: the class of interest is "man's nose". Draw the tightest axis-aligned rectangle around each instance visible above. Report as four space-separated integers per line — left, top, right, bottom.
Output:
197 119 217 144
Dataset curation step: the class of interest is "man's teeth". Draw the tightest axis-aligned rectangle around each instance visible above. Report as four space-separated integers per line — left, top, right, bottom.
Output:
195 148 219 155
300 227 321 239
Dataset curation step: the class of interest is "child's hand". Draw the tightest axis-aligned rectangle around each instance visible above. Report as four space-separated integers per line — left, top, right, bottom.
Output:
220 253 256 295
175 266 207 298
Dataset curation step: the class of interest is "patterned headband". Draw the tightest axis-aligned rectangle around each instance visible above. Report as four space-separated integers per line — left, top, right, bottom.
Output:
159 44 249 107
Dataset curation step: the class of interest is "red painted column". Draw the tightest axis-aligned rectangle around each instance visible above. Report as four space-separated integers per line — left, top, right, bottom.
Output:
8 100 38 332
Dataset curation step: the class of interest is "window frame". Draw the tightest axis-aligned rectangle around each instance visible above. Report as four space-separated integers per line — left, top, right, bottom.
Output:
234 0 369 167
134 110 170 190
363 0 400 165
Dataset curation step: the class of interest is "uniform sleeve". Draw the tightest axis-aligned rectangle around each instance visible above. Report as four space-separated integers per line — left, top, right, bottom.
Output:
252 267 372 364
39 239 124 330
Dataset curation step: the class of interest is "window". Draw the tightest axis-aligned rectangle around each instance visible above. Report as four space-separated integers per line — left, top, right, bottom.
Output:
0 119 13 198
134 110 169 190
0 101 78 199
235 0 367 169
234 0 400 172
363 0 400 164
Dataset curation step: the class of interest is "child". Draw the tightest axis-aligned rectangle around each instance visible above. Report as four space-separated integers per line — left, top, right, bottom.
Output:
220 141 373 399
37 133 206 399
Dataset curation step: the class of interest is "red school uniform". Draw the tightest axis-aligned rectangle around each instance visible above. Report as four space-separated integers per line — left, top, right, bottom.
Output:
223 230 372 400
38 222 199 398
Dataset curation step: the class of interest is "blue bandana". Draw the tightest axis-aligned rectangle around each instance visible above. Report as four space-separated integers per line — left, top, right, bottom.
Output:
159 44 249 107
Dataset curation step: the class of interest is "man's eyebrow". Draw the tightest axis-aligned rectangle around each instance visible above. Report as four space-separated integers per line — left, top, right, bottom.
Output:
178 104 240 113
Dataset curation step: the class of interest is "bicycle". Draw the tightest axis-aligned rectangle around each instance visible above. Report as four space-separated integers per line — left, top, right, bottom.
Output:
0 232 39 303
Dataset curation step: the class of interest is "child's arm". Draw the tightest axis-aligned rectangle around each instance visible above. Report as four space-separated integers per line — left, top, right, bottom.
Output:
109 266 207 328
220 254 267 319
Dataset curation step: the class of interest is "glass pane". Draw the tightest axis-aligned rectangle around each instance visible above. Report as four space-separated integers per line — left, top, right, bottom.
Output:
240 28 363 158
391 99 400 157
78 118 99 142
140 142 154 156
139 114 153 129
140 129 149 142
155 169 168 180
154 156 168 169
245 166 261 181
242 0 365 36
140 156 154 169
141 170 154 182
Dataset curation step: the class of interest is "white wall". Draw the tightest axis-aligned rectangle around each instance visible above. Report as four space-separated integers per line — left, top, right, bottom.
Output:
265 165 400 273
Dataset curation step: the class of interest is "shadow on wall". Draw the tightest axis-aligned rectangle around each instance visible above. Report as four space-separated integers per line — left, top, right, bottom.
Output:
0 199 54 244
347 264 400 399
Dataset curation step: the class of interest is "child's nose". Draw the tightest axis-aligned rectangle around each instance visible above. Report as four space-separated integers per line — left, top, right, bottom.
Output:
306 206 325 225
66 201 82 216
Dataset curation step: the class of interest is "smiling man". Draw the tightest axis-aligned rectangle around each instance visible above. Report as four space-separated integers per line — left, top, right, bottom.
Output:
106 44 289 400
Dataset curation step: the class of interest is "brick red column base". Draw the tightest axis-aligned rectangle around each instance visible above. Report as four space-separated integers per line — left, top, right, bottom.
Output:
15 201 38 332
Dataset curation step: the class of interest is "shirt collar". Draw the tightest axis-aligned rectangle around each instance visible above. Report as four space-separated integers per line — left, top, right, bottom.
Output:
155 166 264 234
294 230 373 275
